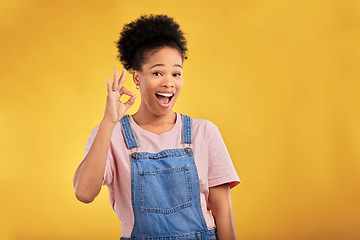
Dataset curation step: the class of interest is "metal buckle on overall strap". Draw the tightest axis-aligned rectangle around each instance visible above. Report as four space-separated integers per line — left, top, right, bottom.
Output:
183 143 192 153
130 146 139 158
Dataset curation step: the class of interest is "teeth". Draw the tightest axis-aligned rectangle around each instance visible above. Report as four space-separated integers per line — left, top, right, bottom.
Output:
156 92 174 97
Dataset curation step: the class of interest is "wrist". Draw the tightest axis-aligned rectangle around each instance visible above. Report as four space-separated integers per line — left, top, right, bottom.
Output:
100 118 117 129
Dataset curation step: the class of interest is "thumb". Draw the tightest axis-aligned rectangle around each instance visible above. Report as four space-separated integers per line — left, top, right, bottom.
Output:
124 94 137 110
116 101 126 118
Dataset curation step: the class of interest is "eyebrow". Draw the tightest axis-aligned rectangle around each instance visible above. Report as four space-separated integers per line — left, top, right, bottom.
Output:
150 64 182 69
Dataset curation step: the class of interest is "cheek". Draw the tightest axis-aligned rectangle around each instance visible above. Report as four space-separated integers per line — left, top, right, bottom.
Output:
176 79 184 90
141 79 156 99
141 87 153 100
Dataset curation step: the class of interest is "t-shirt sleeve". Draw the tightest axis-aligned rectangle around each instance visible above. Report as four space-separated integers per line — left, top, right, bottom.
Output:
206 121 240 189
83 125 114 186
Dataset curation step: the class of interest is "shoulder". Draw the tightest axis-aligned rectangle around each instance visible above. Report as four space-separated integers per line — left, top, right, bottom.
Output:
190 116 219 129
186 115 222 139
87 124 100 138
88 120 123 140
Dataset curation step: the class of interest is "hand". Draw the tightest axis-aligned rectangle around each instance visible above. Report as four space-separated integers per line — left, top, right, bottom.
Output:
102 68 137 126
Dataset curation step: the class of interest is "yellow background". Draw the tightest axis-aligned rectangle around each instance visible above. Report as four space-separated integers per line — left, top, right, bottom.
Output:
1 0 359 239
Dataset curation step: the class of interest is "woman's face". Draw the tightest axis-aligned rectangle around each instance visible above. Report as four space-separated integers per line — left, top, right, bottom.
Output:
133 47 183 117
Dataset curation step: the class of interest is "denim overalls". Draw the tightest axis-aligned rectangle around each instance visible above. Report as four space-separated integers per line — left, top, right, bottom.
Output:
119 114 217 240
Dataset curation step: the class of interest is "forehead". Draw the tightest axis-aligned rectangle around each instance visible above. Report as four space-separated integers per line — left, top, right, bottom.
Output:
143 47 182 67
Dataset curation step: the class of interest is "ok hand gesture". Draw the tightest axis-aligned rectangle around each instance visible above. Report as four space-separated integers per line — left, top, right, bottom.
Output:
102 68 137 126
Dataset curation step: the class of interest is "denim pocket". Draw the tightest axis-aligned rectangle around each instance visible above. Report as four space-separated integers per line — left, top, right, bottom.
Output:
139 165 192 214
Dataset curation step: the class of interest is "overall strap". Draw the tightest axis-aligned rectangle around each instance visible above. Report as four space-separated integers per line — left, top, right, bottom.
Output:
181 114 193 144
120 115 138 150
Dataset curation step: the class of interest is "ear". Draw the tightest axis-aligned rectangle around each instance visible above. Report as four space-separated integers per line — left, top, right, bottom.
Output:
132 70 141 86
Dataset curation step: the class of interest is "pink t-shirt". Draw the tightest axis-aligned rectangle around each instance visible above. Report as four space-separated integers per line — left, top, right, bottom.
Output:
83 112 240 237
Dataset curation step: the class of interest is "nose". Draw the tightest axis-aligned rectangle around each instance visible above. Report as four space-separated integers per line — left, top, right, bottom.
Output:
162 74 175 88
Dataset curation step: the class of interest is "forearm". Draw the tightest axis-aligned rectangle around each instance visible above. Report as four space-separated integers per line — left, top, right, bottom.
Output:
213 206 236 240
73 120 115 203
209 184 237 240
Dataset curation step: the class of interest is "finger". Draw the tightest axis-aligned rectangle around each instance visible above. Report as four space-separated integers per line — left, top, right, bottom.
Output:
106 77 111 94
119 86 136 96
113 68 119 90
117 69 127 91
123 94 137 110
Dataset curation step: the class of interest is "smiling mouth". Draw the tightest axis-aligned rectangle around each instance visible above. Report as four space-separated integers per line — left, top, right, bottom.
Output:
155 92 174 105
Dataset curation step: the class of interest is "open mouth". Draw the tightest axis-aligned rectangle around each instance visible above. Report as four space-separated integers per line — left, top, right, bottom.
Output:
155 92 174 106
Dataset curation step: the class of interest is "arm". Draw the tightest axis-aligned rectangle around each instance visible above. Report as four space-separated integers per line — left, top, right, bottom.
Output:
73 120 115 203
73 68 136 203
209 183 237 240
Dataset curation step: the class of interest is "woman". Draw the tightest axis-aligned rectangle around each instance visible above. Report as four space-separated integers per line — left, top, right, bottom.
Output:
73 14 240 240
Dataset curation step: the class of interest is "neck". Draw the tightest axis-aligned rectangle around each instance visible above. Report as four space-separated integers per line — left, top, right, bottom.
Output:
132 103 176 127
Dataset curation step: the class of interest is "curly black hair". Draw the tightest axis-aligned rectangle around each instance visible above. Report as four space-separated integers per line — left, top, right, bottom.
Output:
116 14 187 72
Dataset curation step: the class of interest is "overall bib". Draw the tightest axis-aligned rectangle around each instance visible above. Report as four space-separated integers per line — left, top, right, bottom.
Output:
120 114 217 240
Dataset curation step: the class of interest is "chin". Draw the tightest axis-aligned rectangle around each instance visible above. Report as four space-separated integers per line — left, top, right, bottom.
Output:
154 108 174 117
150 104 176 117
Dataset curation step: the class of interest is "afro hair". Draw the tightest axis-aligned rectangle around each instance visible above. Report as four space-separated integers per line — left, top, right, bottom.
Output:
116 14 187 71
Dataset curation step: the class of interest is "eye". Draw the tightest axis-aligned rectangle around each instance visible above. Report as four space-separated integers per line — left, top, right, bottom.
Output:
173 73 182 77
153 72 162 76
